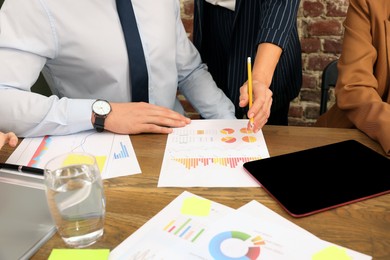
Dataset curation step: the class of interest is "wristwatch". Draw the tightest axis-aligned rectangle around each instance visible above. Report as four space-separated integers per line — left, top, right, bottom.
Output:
92 99 112 132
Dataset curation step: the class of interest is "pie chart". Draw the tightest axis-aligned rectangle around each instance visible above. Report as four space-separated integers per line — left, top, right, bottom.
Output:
221 136 236 143
208 231 262 260
221 128 235 135
242 136 257 143
240 128 254 134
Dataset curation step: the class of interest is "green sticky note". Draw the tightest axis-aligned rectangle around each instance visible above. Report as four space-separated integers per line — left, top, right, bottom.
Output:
181 196 211 216
48 249 110 260
312 246 352 260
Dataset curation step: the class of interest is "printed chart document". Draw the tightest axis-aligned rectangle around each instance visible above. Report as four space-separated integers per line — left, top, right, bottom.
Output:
5 130 141 179
109 191 371 260
158 119 270 187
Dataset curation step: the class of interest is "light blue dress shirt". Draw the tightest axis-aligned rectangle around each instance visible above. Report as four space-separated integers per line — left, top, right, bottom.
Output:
205 0 236 11
0 0 235 137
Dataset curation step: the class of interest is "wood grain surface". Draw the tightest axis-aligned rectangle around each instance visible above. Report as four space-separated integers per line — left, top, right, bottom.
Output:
1 125 388 259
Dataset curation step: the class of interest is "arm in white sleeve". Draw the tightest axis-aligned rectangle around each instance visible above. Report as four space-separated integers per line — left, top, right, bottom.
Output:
173 2 236 119
0 88 94 137
0 0 94 137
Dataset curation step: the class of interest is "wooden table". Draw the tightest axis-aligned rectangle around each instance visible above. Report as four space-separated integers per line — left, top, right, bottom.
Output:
1 125 389 259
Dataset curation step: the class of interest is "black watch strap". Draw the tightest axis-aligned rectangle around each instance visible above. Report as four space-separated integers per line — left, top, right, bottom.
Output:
94 116 105 132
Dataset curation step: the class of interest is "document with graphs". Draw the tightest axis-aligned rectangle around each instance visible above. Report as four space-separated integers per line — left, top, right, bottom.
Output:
5 130 141 179
158 119 270 187
109 191 371 260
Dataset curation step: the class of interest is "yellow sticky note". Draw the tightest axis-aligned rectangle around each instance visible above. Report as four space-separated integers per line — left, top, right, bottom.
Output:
95 155 107 173
62 154 106 174
181 196 211 216
48 249 110 260
312 246 352 260
63 154 93 166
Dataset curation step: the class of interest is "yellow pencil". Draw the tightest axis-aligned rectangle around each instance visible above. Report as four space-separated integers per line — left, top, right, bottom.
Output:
247 57 254 126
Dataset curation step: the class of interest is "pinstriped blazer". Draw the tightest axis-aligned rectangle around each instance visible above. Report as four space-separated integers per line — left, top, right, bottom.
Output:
193 0 302 118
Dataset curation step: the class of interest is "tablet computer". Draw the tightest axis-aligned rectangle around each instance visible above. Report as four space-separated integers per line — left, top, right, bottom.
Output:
243 140 390 217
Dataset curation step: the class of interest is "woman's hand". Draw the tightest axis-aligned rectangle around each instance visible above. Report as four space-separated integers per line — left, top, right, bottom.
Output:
239 80 273 132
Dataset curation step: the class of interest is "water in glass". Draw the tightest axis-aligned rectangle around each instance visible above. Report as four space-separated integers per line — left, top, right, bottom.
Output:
45 163 105 248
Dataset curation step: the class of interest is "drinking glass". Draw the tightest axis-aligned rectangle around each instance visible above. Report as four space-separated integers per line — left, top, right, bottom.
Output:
44 152 105 248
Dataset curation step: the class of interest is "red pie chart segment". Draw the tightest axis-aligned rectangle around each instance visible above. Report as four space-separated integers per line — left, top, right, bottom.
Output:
221 136 236 143
242 136 257 143
220 128 235 135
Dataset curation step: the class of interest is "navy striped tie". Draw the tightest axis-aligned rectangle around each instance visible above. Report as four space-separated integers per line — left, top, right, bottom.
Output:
116 0 149 102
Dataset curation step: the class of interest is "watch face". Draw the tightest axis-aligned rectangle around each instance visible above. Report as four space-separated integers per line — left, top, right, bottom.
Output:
93 100 111 116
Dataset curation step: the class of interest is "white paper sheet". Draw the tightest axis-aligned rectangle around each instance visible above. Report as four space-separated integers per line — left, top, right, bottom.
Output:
5 130 141 179
158 119 270 187
238 201 372 260
109 191 371 260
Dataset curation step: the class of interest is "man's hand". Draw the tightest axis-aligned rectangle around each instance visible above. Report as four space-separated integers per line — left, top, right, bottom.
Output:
103 102 191 134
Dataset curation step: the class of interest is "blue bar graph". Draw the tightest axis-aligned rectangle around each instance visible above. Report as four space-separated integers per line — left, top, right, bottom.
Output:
114 142 129 159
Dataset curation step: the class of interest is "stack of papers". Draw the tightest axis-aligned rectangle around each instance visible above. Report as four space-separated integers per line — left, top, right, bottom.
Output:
109 191 371 260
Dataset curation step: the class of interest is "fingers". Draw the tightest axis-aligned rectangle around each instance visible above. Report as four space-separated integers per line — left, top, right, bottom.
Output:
252 97 272 132
7 132 18 147
136 124 175 134
239 82 249 108
246 82 273 132
106 102 191 135
137 102 191 128
0 138 4 150
0 132 18 149
134 115 190 134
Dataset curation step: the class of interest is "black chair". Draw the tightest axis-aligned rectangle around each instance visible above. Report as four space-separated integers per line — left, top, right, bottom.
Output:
320 59 338 115
31 73 52 97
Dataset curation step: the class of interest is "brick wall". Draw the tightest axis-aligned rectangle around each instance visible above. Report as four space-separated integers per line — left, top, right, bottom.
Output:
179 0 349 125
